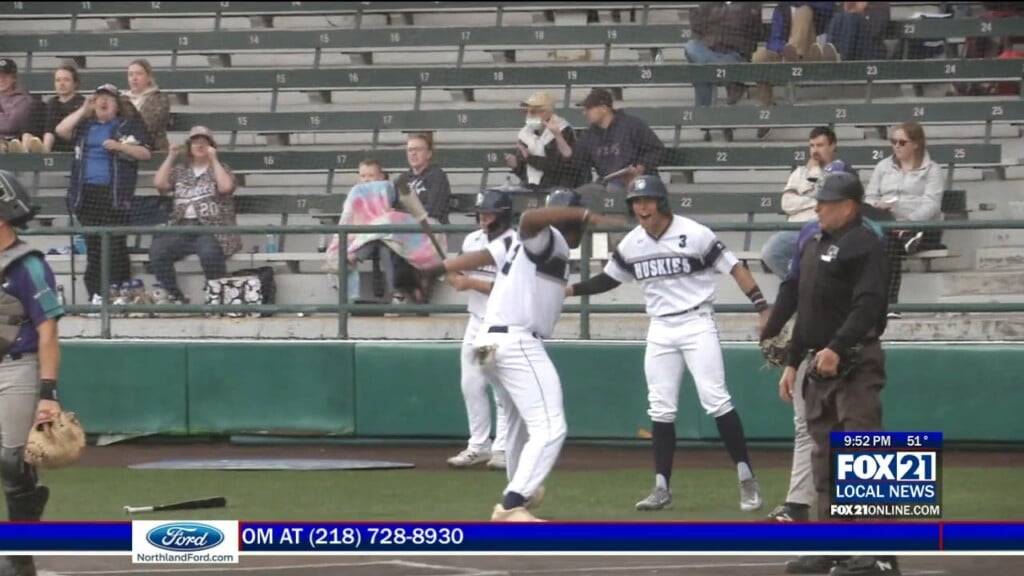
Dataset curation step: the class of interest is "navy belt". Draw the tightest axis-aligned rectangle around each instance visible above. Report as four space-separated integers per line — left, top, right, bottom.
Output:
488 326 541 339
658 304 703 319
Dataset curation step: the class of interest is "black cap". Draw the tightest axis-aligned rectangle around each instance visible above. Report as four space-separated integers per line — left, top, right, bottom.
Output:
0 58 16 75
577 88 614 109
814 172 864 203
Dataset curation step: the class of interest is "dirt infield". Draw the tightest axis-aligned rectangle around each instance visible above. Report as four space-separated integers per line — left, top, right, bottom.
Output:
77 441 1024 471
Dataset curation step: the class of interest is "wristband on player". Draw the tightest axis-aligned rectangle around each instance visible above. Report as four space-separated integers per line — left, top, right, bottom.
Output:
746 286 769 313
39 379 58 401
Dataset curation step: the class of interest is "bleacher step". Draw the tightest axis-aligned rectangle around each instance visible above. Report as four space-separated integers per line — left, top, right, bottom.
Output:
976 247 1024 272
941 271 1024 297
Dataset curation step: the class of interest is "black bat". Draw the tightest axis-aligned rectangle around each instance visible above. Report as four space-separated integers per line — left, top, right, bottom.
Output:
124 496 227 515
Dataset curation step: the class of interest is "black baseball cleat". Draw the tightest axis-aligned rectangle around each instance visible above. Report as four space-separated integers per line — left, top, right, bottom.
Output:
785 556 849 574
767 502 810 522
0 555 36 576
830 556 901 576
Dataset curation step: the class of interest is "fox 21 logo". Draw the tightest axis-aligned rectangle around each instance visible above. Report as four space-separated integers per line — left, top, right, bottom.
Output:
836 452 937 482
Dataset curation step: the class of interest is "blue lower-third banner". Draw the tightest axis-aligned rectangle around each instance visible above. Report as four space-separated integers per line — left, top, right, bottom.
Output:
3 522 1024 553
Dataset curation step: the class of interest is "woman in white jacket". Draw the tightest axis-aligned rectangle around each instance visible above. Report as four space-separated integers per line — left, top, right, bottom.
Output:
864 121 945 314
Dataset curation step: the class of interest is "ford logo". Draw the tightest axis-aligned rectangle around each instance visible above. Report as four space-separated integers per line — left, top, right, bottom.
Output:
146 523 224 552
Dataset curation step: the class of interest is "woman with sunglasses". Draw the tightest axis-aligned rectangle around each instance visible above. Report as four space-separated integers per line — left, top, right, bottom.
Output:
864 121 944 317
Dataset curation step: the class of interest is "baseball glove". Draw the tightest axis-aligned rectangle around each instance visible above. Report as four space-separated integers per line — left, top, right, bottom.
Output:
808 345 864 384
760 333 791 369
25 411 86 469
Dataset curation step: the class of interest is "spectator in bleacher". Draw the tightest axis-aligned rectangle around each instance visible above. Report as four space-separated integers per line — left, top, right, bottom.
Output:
505 91 585 190
751 3 835 139
18 64 84 153
825 2 890 62
325 158 394 302
0 58 35 153
761 126 840 279
123 59 170 151
56 83 153 302
951 3 1024 96
865 121 944 317
327 159 447 305
570 88 665 192
149 126 240 304
394 133 451 304
685 2 762 140
395 132 451 225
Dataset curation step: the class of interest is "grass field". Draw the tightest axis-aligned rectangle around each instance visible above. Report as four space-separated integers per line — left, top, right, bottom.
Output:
40 466 1024 522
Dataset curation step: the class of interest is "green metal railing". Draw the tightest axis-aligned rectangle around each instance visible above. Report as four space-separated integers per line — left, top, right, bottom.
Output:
23 219 1024 339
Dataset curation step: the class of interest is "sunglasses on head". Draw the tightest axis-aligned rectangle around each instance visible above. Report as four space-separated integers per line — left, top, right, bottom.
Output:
891 138 910 146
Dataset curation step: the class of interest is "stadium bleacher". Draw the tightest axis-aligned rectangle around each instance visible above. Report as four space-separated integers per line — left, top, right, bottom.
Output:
1 1 1021 312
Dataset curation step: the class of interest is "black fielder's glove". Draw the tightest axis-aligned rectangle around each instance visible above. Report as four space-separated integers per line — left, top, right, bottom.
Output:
808 345 864 384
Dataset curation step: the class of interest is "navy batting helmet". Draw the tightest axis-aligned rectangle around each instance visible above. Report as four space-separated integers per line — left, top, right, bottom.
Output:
544 187 584 208
474 188 513 235
0 170 39 230
543 187 585 238
626 175 670 216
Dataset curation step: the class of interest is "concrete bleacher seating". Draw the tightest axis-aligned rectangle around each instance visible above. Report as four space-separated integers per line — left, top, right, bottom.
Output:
5 17 1022 70
3 1 1022 313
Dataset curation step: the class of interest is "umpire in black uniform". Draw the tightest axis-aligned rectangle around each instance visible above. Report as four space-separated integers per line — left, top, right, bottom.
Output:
761 171 899 576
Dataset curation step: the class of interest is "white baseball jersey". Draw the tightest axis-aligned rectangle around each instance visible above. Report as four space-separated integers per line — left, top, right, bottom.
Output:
604 215 739 317
461 228 518 320
482 226 571 339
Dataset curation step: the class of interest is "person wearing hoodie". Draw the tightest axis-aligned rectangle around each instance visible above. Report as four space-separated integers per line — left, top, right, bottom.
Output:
865 121 944 316
0 58 34 153
123 59 170 151
55 83 153 303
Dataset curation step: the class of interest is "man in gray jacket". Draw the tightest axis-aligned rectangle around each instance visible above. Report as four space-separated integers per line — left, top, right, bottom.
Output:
570 88 666 193
0 59 34 152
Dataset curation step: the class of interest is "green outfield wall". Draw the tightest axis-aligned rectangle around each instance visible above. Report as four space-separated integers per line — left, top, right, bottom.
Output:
60 341 1024 443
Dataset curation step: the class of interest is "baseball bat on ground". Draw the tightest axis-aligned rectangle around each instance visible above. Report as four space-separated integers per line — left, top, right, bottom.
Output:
124 496 227 516
396 179 447 260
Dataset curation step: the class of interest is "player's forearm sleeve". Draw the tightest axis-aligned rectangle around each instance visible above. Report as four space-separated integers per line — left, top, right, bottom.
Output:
572 273 621 296
764 278 798 339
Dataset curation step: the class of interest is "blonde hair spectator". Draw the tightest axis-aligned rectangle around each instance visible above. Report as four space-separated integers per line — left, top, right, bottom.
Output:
123 58 170 150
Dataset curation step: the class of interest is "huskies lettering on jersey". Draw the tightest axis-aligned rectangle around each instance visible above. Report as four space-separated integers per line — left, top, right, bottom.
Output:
632 255 707 281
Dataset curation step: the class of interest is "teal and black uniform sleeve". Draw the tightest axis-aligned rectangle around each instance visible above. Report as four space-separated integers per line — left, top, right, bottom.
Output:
21 254 65 324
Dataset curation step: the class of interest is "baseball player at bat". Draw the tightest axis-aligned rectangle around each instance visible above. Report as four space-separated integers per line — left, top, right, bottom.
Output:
566 175 769 513
444 189 517 470
0 171 67 576
427 187 627 521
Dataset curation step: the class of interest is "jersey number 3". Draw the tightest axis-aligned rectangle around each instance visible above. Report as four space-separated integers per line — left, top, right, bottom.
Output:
501 245 522 275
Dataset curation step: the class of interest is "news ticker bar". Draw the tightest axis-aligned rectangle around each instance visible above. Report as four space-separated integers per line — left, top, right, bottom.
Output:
3 523 1024 552
831 432 943 450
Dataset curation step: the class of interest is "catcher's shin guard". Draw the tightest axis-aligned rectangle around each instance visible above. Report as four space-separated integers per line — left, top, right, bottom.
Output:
1 447 48 521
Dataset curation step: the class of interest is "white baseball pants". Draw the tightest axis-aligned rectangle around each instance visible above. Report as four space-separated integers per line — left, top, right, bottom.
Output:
460 315 507 454
787 353 816 506
644 306 735 422
475 328 566 501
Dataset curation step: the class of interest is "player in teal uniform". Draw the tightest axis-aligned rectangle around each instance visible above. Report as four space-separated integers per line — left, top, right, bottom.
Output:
0 170 66 576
